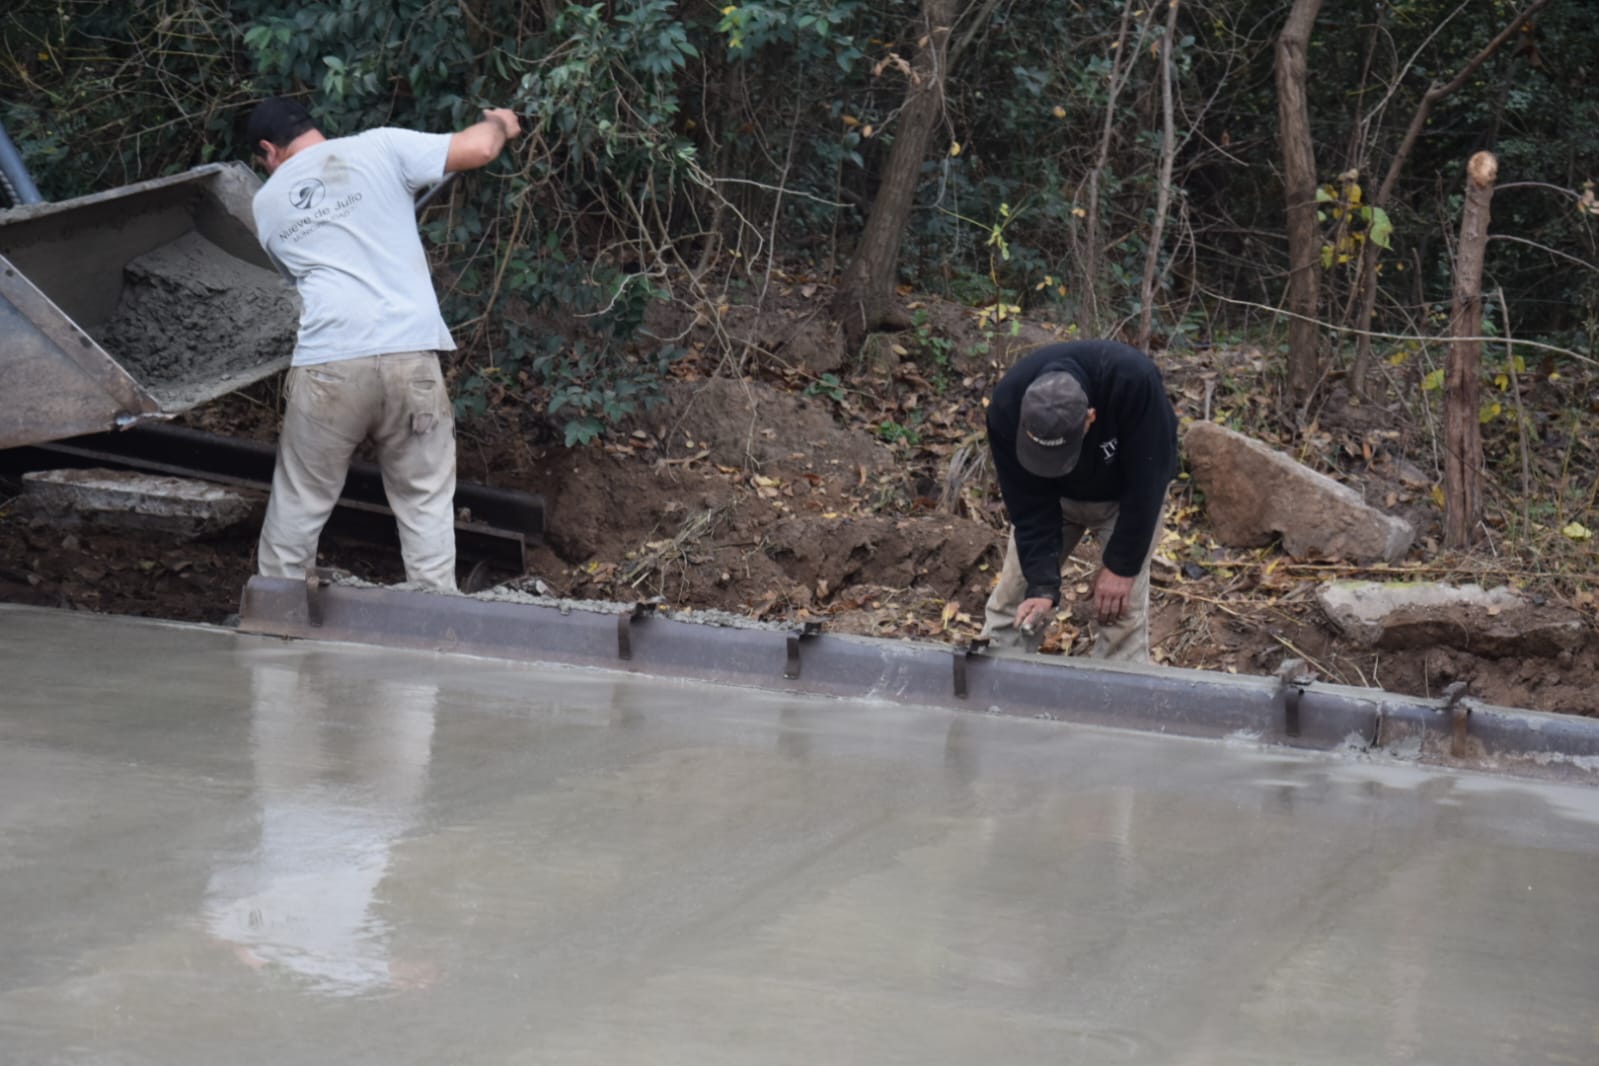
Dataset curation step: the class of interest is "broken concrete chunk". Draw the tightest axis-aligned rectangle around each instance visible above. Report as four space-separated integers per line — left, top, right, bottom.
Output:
1184 421 1414 563
1317 580 1587 658
22 468 262 539
1319 581 1522 644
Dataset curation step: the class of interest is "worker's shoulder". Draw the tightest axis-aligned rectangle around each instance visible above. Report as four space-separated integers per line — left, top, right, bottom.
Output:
332 128 399 152
307 128 408 156
345 126 443 146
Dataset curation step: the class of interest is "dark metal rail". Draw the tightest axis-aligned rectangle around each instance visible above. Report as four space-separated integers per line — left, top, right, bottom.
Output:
1 422 543 573
238 576 1599 784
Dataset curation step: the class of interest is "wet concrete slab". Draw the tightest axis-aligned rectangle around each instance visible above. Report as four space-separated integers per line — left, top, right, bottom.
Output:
2 604 1597 1064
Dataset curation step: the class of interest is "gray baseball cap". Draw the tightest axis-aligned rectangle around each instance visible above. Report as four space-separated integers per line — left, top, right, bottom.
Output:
1017 372 1090 478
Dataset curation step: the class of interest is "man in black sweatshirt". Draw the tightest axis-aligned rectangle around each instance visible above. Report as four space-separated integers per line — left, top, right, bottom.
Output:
983 340 1178 661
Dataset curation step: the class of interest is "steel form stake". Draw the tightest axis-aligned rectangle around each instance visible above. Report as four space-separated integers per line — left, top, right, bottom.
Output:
785 621 823 680
1276 658 1314 738
1444 681 1472 758
953 638 990 699
617 601 659 661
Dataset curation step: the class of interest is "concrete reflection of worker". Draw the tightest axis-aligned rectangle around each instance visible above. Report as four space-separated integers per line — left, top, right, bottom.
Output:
982 341 1177 662
204 656 437 996
243 97 523 591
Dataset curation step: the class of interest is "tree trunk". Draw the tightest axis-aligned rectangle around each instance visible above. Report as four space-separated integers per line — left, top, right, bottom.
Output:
1137 0 1182 351
1275 0 1324 407
1443 151 1497 549
1349 0 1550 396
694 59 746 279
831 0 957 353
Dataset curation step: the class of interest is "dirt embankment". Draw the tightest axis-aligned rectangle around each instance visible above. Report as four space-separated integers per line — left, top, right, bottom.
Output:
481 376 1002 621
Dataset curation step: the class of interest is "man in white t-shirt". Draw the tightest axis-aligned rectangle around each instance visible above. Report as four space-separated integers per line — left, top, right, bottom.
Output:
244 97 522 591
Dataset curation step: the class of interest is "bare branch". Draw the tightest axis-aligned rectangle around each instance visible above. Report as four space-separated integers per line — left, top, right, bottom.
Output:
1488 234 1599 274
1376 0 1551 205
1190 284 1599 367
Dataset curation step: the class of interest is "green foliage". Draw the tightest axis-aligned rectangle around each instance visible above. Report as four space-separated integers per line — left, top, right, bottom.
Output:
906 308 960 393
804 372 847 403
516 1 699 181
0 1 252 196
237 0 481 134
716 0 864 67
5 0 1599 425
544 340 684 447
875 418 921 447
1315 178 1394 270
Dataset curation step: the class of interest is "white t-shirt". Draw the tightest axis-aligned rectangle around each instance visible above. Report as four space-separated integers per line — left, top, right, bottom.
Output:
253 128 456 366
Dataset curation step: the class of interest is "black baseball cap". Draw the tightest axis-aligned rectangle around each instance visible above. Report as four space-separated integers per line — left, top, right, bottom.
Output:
1016 372 1090 478
244 97 318 155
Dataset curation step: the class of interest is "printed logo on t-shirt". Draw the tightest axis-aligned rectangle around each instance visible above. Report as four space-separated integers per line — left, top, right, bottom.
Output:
289 178 327 211
1100 437 1119 463
276 188 365 246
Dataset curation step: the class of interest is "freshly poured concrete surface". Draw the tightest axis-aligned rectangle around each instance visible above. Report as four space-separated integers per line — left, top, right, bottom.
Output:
2 606 1597 1065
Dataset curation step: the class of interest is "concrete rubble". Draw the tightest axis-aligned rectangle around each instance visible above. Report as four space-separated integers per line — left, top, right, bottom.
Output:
1318 580 1587 657
21 467 262 538
1184 420 1414 563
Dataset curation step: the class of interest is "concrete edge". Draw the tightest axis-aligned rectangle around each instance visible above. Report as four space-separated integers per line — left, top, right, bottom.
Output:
224 577 1599 784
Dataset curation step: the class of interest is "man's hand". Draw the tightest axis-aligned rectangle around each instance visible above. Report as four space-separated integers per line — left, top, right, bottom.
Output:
482 107 523 139
1093 569 1135 625
447 108 524 172
1014 596 1055 633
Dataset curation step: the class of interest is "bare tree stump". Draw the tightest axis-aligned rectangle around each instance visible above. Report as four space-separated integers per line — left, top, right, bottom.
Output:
1443 151 1497 549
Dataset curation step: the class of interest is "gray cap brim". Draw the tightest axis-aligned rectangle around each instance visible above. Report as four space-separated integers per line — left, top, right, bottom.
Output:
1017 431 1083 479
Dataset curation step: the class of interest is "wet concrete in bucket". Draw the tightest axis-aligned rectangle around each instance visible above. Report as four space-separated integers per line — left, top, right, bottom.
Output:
2 605 1597 1065
94 231 298 408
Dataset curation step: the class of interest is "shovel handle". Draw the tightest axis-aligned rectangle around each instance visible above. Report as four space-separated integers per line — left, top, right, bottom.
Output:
414 172 458 214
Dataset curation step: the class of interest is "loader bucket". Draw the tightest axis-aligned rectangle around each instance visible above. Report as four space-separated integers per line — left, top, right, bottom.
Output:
0 163 296 449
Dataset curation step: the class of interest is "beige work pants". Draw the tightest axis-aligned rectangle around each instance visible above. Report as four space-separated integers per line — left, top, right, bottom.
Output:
257 352 457 592
981 498 1163 663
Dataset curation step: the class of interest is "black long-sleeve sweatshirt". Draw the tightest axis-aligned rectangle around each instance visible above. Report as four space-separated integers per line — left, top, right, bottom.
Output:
987 341 1178 603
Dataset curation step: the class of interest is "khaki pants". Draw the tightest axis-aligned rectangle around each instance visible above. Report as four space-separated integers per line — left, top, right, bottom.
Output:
257 352 457 591
981 498 1163 663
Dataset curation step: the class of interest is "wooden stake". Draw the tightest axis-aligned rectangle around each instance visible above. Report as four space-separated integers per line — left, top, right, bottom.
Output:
1443 151 1497 548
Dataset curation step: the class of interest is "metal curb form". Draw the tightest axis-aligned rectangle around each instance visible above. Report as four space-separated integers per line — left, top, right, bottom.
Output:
237 576 1599 783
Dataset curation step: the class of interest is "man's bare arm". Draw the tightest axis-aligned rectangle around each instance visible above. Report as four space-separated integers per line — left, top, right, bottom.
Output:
446 108 522 173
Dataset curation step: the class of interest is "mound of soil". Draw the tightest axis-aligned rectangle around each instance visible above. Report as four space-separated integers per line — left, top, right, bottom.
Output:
642 377 894 475
455 377 997 615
